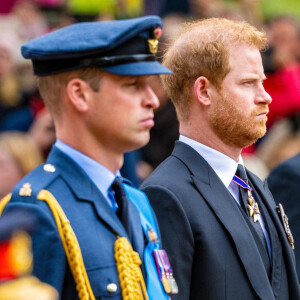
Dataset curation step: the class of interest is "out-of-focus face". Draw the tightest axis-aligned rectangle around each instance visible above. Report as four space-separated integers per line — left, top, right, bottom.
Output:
86 73 160 154
269 20 300 56
267 19 300 67
29 108 56 158
208 44 272 148
0 46 13 79
0 148 23 199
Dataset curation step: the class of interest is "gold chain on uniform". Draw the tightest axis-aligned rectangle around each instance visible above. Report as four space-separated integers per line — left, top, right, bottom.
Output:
115 237 148 300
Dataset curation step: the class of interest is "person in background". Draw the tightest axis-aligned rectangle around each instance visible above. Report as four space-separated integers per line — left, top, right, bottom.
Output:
0 32 22 123
268 152 300 281
252 16 300 173
263 16 300 127
0 131 43 199
141 18 300 299
28 107 56 158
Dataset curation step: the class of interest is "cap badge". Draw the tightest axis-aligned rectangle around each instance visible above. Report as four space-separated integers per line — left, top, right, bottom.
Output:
43 164 56 173
277 203 295 250
148 27 162 54
148 39 159 54
19 183 32 197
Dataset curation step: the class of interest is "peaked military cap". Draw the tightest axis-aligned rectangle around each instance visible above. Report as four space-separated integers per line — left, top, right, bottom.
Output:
21 16 171 76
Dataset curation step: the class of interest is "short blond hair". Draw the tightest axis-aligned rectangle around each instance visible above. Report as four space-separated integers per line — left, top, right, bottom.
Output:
161 18 267 121
37 68 103 118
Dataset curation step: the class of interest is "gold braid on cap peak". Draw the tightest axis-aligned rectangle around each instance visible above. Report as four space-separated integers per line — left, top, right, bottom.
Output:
115 237 148 300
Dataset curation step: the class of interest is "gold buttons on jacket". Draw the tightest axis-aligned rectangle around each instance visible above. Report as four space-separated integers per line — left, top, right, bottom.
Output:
107 283 117 293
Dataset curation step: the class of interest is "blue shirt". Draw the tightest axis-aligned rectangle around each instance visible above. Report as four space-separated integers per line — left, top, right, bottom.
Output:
55 139 118 210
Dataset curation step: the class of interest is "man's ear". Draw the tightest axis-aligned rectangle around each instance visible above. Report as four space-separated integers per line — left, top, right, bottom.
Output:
194 76 213 106
66 78 91 112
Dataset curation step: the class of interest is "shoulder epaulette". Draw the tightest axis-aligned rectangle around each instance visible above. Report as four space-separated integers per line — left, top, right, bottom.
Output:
0 176 96 300
10 163 59 205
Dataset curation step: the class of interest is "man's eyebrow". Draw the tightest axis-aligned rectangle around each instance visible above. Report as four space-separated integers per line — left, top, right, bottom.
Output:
241 73 267 81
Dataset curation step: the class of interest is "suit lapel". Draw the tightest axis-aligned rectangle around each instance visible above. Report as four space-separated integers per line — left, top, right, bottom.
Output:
247 172 300 298
248 178 282 297
172 142 274 299
247 172 295 259
47 146 128 238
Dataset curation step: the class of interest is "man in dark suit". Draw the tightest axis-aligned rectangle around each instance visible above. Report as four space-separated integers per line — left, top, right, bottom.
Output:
141 18 300 299
268 153 300 281
0 17 173 300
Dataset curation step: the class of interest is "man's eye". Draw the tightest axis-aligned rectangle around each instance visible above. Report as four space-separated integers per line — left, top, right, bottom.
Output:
243 81 254 85
126 80 138 86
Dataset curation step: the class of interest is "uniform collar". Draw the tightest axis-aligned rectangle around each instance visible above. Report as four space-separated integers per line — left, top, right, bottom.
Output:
55 139 119 198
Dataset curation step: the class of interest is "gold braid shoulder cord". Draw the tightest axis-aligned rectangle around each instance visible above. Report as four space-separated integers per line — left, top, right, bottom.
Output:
0 191 148 300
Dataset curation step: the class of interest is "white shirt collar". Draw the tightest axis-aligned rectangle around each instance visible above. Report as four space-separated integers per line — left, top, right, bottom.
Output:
179 135 243 187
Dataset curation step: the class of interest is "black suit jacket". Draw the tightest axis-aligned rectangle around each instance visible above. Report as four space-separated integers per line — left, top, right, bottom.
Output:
141 142 300 300
268 152 300 281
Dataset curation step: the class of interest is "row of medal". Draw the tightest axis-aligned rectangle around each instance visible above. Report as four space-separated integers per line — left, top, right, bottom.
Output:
153 249 178 295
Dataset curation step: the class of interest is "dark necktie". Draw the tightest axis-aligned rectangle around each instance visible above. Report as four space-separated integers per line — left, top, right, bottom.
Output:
111 177 132 242
235 165 268 251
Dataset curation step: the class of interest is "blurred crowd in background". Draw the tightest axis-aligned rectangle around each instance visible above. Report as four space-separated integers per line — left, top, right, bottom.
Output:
0 0 300 193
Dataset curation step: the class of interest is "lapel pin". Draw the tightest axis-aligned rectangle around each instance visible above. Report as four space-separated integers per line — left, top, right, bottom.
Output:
147 228 158 243
277 203 295 250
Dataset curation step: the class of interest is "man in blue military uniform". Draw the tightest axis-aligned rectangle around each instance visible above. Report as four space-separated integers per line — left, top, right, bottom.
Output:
0 16 173 300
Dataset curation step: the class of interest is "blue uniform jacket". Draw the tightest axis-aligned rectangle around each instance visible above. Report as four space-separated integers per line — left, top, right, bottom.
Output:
3 146 146 299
